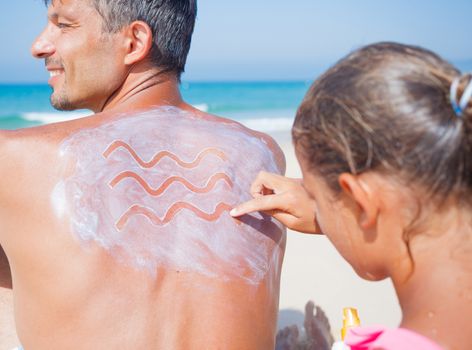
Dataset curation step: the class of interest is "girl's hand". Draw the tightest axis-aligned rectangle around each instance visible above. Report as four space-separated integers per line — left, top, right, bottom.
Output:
230 171 321 234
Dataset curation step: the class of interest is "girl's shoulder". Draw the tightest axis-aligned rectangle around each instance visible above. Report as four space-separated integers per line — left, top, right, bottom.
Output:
345 326 443 350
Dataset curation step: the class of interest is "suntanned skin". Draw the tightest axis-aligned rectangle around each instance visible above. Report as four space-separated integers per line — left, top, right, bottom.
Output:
0 0 286 349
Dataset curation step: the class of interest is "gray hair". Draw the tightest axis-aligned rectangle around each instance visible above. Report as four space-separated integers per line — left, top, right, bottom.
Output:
45 0 197 78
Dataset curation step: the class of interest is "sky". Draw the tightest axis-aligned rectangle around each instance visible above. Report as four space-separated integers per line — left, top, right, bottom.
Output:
1 0 471 83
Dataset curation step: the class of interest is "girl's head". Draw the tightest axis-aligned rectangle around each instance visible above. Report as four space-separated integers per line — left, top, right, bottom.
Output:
293 42 472 281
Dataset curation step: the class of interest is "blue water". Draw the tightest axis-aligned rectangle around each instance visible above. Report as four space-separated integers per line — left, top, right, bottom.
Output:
0 81 310 131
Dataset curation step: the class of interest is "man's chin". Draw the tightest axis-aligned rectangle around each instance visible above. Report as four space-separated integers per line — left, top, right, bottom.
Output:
50 93 76 111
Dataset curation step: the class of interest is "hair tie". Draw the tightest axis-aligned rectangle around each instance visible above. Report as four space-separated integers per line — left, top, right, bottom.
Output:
450 75 472 117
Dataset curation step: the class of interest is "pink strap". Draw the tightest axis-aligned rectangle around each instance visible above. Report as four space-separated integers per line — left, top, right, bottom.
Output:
345 326 444 350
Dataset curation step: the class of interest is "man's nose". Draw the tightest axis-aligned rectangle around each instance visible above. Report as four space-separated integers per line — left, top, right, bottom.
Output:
31 30 55 59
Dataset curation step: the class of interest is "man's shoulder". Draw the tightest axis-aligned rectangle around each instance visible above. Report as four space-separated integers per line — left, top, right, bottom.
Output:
193 110 286 174
0 129 33 210
0 125 58 156
0 125 70 223
0 125 65 182
0 129 22 160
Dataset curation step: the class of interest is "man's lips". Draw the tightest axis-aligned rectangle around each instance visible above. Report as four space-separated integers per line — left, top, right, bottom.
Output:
47 67 65 84
47 66 64 75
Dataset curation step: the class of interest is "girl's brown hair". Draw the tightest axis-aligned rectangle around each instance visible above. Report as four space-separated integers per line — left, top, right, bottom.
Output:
293 42 472 204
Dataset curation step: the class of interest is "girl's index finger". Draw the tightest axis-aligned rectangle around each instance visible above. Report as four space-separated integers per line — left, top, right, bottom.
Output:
230 194 287 217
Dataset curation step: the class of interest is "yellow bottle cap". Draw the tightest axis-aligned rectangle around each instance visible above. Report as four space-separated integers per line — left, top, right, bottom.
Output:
340 307 360 340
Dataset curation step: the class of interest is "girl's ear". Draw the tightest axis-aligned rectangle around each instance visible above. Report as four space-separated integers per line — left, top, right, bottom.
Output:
338 173 379 229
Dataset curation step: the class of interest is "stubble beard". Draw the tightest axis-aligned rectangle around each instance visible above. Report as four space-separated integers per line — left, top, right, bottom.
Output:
50 81 76 111
46 57 76 111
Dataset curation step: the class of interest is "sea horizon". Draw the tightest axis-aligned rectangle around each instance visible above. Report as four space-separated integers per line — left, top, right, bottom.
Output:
2 55 471 133
0 81 311 132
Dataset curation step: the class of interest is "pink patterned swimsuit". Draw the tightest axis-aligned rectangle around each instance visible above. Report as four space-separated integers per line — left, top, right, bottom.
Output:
345 326 444 350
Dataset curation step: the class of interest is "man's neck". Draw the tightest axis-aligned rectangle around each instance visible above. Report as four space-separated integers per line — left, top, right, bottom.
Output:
98 67 185 114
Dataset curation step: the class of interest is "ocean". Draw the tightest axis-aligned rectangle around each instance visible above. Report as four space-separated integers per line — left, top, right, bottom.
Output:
0 81 311 132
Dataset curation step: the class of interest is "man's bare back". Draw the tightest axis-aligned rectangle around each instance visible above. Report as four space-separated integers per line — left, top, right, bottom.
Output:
0 106 286 349
0 0 288 347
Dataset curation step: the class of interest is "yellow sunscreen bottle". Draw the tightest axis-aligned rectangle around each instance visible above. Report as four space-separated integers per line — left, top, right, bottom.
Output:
331 307 361 350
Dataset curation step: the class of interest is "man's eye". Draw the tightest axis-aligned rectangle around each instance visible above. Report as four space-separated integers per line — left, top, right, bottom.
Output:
57 23 71 29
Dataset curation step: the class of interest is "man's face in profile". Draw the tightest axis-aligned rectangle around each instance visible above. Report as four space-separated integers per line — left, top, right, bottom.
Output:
31 0 126 112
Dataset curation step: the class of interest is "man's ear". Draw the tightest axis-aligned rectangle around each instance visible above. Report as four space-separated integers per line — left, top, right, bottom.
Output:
338 173 379 229
123 21 153 65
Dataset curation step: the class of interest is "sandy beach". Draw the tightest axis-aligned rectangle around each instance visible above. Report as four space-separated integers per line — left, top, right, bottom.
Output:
271 131 402 338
